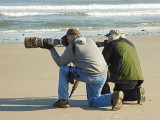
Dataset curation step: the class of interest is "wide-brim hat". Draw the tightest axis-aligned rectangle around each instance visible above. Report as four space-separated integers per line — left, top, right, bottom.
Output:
66 28 81 36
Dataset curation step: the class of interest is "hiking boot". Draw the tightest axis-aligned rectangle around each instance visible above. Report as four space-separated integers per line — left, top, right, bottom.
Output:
138 87 146 105
111 91 124 111
53 99 70 108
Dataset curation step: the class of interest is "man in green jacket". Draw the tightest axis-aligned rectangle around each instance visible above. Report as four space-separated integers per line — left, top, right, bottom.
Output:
101 29 145 104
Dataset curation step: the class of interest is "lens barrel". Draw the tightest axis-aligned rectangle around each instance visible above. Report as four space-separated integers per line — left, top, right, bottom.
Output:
24 37 61 48
24 37 43 48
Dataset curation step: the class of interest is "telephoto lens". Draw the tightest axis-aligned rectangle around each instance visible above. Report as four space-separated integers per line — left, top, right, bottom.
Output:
24 37 62 48
24 37 105 48
24 37 47 48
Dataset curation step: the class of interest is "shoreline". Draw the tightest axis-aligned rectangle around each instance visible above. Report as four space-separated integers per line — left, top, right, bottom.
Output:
0 27 160 43
0 34 160 44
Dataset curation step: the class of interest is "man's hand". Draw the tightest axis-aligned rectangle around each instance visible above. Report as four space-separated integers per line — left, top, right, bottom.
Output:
41 42 53 50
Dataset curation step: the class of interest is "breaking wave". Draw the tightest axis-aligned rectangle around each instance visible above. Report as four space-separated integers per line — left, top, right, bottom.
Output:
1 11 160 17
0 4 160 10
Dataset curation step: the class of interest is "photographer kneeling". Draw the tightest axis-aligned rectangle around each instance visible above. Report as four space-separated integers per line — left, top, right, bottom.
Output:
101 29 146 104
42 28 124 111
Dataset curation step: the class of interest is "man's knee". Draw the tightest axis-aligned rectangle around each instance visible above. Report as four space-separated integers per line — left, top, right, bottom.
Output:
60 66 69 73
113 82 142 101
123 87 139 101
123 85 145 102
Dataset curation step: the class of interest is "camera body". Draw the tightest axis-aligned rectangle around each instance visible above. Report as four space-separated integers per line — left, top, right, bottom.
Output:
24 37 66 48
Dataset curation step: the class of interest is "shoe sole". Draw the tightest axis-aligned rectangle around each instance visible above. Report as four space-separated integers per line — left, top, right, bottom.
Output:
53 102 70 108
112 91 124 111
53 104 70 108
139 87 146 105
138 87 146 105
139 95 146 105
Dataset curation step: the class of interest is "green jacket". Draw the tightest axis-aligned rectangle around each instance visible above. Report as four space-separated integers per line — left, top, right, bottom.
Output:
102 38 144 84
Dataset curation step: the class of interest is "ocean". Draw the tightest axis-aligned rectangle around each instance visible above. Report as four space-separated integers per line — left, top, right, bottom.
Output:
0 0 160 43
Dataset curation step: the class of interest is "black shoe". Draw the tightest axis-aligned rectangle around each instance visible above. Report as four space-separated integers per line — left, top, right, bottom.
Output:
53 99 70 108
111 91 124 111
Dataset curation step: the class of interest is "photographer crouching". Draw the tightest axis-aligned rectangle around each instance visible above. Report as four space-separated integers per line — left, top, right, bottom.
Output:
35 28 124 110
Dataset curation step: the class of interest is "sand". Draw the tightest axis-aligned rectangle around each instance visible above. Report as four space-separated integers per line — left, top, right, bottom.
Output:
0 35 160 120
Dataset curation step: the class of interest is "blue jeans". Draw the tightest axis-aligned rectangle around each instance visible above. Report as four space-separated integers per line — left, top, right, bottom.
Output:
58 66 112 107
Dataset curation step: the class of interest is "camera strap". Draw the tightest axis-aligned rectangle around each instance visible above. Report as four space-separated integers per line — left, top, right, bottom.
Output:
68 65 74 84
72 42 76 57
67 42 78 84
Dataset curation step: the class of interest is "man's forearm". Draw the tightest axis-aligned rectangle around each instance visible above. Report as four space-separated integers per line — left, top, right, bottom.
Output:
50 48 61 67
